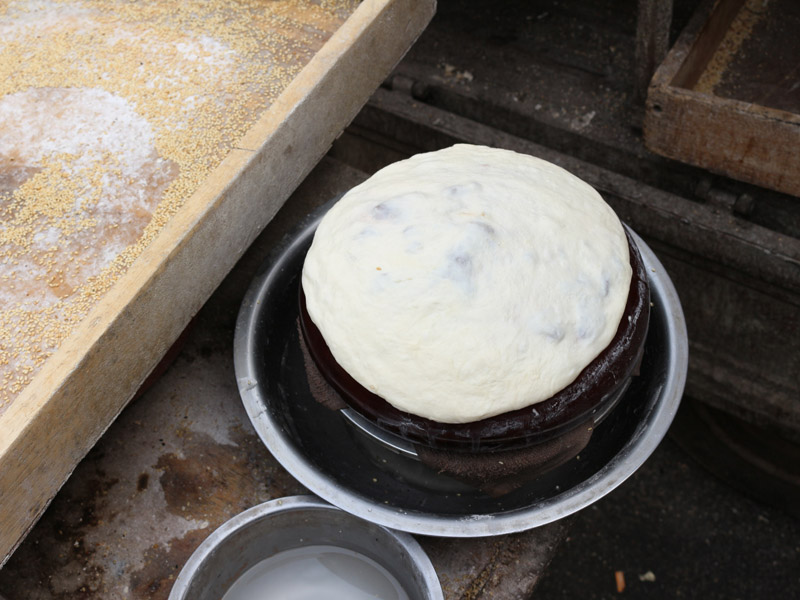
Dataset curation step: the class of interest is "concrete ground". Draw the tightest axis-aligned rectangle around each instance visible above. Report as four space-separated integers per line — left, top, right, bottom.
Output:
533 403 800 599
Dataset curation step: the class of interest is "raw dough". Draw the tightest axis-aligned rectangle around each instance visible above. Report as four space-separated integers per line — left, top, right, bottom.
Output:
302 144 631 423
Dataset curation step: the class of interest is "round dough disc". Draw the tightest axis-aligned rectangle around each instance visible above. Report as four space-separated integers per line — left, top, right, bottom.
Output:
302 144 631 423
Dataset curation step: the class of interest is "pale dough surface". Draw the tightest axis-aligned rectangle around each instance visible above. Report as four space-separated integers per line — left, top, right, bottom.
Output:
302 144 632 423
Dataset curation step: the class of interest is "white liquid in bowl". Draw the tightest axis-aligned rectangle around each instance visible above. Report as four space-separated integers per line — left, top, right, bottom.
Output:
221 545 410 600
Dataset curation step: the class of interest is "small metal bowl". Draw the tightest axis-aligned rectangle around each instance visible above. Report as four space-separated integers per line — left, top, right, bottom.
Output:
169 496 443 600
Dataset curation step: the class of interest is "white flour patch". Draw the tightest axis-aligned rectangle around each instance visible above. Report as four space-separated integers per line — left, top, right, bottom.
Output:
0 87 174 312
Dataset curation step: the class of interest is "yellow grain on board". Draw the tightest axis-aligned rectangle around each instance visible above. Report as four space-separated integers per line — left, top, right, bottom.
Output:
694 0 769 95
0 0 358 411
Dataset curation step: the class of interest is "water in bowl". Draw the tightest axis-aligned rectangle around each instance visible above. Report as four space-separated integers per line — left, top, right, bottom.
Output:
222 545 410 600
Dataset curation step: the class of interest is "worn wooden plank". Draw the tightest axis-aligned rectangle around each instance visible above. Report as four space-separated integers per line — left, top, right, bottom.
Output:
645 86 800 195
643 0 800 197
668 0 745 90
634 0 673 105
0 0 436 566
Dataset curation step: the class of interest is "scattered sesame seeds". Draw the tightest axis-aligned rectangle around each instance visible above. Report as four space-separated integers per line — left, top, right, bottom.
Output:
0 0 357 411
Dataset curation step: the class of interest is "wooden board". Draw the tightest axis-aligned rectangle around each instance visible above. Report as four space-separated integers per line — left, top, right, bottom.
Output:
0 0 435 565
643 0 800 197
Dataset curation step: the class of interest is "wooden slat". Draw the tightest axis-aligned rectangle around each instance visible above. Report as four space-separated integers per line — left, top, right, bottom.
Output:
634 0 673 105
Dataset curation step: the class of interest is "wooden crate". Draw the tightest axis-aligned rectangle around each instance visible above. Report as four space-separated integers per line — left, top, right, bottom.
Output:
0 0 435 564
643 0 800 197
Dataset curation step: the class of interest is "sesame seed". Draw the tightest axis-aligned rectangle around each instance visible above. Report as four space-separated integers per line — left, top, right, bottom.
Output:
0 0 357 412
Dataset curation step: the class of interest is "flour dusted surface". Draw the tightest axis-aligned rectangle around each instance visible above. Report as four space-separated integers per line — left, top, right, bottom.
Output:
302 145 632 424
0 0 358 411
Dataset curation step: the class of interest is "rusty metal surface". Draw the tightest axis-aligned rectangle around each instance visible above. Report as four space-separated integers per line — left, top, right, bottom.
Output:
0 157 567 600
